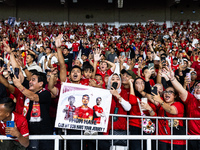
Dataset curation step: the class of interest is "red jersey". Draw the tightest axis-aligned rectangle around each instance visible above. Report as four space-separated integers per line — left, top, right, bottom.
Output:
96 68 113 79
129 94 156 128
65 78 89 86
64 105 76 120
12 87 25 115
93 105 104 124
72 43 80 52
75 106 93 119
171 64 179 72
157 102 185 145
0 112 29 139
191 61 200 80
183 92 200 135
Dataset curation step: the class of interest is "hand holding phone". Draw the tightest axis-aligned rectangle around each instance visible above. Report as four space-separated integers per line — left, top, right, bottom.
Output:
14 68 19 78
186 73 191 81
112 82 118 90
161 57 166 67
151 86 158 95
6 121 14 137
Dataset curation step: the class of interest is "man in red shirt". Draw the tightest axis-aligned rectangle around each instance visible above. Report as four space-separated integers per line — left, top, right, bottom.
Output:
72 38 80 60
74 94 93 120
93 97 105 124
0 97 29 149
171 57 179 72
63 95 76 121
163 67 200 150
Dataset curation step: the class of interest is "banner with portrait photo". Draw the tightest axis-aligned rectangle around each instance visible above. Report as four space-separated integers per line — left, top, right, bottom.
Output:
55 83 112 133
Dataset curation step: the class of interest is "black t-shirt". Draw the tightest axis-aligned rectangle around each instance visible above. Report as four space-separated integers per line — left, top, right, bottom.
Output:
27 90 52 135
63 54 73 71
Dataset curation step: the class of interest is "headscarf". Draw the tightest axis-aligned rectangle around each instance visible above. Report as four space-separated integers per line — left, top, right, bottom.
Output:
107 73 122 94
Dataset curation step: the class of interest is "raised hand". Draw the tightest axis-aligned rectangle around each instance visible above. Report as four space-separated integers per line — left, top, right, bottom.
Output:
162 66 175 80
93 48 102 62
55 34 63 48
3 41 12 54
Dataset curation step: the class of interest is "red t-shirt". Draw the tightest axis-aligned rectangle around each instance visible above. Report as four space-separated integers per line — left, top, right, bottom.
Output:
93 105 104 124
157 102 185 145
191 61 200 80
72 43 80 52
0 112 29 139
129 94 156 128
171 64 179 72
183 92 200 135
74 106 93 119
96 68 113 79
65 78 90 86
13 87 25 115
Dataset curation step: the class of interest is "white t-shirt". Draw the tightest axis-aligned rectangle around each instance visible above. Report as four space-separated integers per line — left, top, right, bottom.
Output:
39 54 58 72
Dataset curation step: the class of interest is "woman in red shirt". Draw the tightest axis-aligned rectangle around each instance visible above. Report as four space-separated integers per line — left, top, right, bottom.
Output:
129 77 155 150
142 86 186 150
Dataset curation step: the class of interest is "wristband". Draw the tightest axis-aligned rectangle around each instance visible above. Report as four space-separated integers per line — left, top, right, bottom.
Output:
161 101 165 106
20 87 25 93
22 67 27 71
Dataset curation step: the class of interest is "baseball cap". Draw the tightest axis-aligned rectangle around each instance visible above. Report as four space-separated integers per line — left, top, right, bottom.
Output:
121 69 136 79
191 71 197 74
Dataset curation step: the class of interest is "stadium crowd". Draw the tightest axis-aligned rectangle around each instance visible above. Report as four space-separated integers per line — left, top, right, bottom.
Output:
0 19 200 150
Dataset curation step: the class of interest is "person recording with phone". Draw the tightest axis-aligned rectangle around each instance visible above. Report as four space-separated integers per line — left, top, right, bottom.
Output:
0 97 29 149
129 77 154 150
101 73 131 150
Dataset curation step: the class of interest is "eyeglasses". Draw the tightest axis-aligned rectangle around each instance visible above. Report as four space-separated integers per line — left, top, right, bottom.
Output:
163 90 174 95
195 86 200 89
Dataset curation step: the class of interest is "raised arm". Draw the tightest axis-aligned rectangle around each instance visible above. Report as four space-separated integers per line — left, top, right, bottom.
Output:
92 49 102 78
55 34 67 82
13 75 40 102
162 66 188 102
3 41 24 83
0 74 15 94
48 74 59 96
105 60 116 72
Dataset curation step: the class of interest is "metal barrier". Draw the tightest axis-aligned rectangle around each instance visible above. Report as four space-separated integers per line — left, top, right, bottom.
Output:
1 114 200 150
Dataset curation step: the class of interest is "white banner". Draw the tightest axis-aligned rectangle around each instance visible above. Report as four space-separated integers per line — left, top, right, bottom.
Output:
55 83 112 133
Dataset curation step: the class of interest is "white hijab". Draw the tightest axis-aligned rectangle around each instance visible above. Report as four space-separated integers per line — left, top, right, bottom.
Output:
107 73 122 94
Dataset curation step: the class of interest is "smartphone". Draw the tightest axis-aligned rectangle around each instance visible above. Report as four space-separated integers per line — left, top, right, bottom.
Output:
3 64 7 68
151 86 158 95
148 63 154 70
14 68 19 78
186 73 191 81
6 121 14 137
45 55 47 59
112 82 118 90
141 98 148 111
141 98 148 104
161 56 166 66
